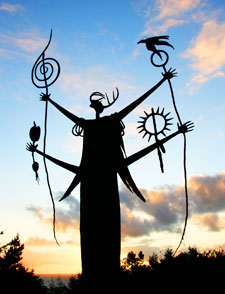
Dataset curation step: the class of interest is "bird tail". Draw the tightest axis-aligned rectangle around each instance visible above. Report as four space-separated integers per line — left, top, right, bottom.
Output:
155 50 163 60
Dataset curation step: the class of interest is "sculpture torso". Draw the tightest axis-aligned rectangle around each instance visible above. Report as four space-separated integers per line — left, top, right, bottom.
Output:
80 113 125 171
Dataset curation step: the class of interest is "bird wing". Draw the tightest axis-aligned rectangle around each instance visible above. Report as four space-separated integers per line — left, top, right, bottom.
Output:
118 166 146 202
155 40 174 49
151 35 170 41
59 174 81 201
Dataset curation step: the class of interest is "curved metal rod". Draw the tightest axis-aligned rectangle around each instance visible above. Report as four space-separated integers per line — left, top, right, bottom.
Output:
162 64 188 256
31 29 52 88
31 29 60 246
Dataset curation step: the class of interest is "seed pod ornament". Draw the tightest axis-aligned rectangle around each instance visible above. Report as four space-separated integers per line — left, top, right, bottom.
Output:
29 121 41 183
32 161 39 182
29 121 41 142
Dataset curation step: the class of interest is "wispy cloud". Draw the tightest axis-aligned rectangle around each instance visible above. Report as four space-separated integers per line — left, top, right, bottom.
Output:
27 195 80 233
136 1 225 91
59 65 136 100
189 172 225 214
140 0 204 35
192 213 225 232
154 0 202 20
182 19 225 91
25 236 78 246
0 3 24 13
0 31 48 61
0 32 47 53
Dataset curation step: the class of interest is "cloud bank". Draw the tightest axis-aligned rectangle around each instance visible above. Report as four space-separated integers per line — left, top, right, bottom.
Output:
27 171 225 245
182 19 225 90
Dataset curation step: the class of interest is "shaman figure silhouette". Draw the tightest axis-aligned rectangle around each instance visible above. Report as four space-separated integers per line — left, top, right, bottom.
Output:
27 31 194 284
27 68 193 281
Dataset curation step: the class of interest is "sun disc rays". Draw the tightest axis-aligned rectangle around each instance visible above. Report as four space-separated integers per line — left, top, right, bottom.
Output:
137 107 173 142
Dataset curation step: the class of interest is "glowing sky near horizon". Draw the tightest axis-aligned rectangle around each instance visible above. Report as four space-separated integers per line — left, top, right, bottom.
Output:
1 0 225 274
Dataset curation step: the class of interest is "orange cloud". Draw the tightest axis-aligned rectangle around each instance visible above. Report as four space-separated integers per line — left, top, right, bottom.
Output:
141 0 203 35
25 236 78 247
27 172 225 241
182 19 225 90
154 0 202 20
192 213 225 232
120 171 225 237
189 172 225 213
27 195 80 233
23 246 81 274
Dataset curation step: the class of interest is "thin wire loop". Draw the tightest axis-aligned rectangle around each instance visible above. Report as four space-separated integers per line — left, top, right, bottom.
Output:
150 50 169 67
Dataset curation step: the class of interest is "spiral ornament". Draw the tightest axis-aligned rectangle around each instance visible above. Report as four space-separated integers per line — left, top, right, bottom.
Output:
32 57 60 89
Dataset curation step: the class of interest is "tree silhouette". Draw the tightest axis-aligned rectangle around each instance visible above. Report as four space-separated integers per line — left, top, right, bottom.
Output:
121 250 145 271
0 234 24 271
119 248 225 292
0 234 47 294
1 235 225 293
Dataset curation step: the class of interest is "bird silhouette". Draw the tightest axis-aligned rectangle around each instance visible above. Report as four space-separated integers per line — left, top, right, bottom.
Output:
137 35 174 60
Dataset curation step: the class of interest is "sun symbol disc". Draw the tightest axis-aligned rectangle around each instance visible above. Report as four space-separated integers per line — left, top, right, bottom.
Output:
137 107 173 142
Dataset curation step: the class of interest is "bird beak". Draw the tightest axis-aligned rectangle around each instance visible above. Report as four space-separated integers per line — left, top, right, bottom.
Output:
137 40 143 44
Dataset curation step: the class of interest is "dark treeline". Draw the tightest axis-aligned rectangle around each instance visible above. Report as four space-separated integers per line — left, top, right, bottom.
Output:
1 234 225 293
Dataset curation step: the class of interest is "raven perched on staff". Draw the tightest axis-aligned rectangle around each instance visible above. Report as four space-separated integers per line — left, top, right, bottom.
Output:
137 35 174 60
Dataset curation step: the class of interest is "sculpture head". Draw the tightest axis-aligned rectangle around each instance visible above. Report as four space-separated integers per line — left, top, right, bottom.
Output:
90 88 119 117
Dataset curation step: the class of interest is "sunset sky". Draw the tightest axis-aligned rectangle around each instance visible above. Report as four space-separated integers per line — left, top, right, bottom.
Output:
1 0 225 275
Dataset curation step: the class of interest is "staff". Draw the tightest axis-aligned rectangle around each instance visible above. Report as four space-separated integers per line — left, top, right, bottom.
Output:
138 35 189 254
31 29 61 246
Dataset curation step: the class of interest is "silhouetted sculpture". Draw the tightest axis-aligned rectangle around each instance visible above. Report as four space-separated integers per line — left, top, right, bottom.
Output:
27 31 194 283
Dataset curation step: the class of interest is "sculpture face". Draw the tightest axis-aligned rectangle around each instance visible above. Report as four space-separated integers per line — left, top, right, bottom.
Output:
89 88 119 117
89 99 104 114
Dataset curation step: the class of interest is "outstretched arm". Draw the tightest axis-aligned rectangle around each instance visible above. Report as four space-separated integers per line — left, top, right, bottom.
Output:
118 68 177 120
125 121 194 166
26 143 80 173
40 93 83 126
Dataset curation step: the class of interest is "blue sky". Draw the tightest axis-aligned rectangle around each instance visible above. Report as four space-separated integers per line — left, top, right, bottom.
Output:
1 0 225 274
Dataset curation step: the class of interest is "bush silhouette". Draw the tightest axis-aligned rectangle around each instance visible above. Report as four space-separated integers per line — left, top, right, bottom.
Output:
0 234 47 294
120 247 225 292
1 234 225 293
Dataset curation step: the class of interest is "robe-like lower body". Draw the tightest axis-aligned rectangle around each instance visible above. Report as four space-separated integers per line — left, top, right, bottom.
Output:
80 167 121 281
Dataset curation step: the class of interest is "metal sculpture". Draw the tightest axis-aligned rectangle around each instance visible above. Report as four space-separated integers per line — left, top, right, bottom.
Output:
26 31 194 282
30 29 61 246
138 35 190 254
137 107 173 173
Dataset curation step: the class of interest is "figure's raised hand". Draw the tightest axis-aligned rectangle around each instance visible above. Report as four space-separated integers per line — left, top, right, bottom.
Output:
40 92 51 102
26 142 37 152
178 121 194 134
162 68 177 80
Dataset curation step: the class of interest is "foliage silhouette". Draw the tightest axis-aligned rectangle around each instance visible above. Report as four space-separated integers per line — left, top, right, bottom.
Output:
2 234 224 293
0 234 47 294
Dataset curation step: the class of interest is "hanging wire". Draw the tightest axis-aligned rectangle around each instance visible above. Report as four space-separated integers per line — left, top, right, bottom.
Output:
162 64 188 256
149 49 189 255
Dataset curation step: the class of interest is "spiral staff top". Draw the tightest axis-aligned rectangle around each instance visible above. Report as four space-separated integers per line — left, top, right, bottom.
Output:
31 30 61 246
